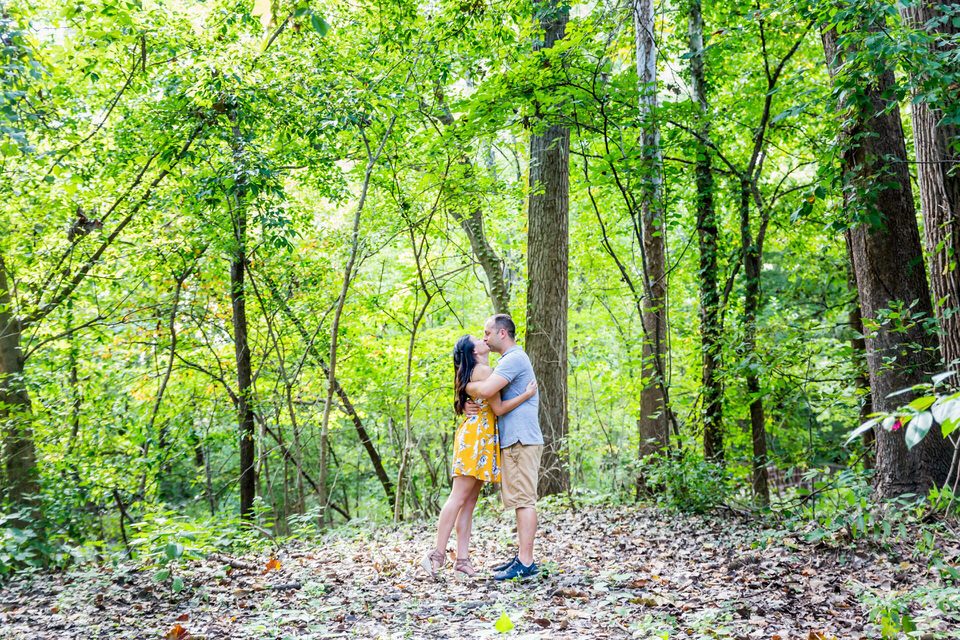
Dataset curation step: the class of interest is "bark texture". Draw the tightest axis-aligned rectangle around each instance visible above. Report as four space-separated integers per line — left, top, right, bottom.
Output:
901 4 960 373
527 0 570 498
687 0 723 462
634 0 670 458
822 24 952 498
846 236 875 468
0 255 39 511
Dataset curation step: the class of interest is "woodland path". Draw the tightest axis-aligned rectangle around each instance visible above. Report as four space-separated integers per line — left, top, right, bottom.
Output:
2 503 958 639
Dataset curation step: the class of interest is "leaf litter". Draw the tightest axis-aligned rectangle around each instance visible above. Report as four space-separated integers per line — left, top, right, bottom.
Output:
1 504 958 639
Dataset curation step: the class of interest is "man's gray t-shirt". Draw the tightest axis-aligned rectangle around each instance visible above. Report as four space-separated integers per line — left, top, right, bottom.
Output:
493 345 542 448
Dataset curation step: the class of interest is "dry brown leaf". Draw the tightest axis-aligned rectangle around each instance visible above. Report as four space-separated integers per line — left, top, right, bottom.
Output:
165 624 189 640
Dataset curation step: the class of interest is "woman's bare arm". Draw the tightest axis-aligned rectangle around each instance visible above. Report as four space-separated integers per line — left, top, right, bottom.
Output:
487 379 538 416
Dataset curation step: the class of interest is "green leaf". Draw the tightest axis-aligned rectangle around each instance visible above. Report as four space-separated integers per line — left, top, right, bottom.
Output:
152 569 170 582
931 398 956 423
311 14 330 37
905 412 933 450
907 396 936 411
845 417 880 445
172 576 184 593
932 370 956 386
942 416 959 438
495 612 514 633
165 542 183 560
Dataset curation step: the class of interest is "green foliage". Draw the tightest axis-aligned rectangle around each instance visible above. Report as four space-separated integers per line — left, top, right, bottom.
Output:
641 450 730 514
0 511 53 577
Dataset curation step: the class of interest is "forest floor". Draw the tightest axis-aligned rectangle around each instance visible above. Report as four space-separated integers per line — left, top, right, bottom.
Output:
2 502 960 639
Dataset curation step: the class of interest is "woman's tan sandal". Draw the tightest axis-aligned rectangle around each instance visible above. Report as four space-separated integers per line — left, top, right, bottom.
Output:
453 557 477 579
420 550 446 577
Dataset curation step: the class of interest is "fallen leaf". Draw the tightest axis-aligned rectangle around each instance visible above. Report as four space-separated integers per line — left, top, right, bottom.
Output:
532 617 551 628
265 558 281 572
495 612 514 633
165 624 189 640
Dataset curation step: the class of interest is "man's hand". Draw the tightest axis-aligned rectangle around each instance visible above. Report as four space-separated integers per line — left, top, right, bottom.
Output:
526 379 538 395
464 400 481 416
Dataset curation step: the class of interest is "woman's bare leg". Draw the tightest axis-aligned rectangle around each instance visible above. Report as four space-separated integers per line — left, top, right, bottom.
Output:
455 480 484 560
434 475 480 558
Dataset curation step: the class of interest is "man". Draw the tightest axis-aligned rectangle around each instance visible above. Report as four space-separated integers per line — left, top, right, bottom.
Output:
466 313 542 580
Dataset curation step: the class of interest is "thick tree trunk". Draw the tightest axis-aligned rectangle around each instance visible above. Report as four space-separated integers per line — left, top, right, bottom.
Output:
687 0 723 462
229 114 257 521
527 0 570 498
739 180 769 505
822 23 952 498
634 0 670 458
900 4 960 374
0 255 39 512
846 236 875 468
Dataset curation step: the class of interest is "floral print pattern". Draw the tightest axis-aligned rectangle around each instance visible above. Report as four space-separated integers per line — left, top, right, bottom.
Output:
452 397 501 482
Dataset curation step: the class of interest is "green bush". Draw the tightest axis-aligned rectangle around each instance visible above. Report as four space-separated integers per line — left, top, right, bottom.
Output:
0 510 70 578
640 450 729 513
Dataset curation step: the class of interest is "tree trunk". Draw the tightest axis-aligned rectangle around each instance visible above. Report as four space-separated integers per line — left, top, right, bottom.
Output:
435 106 511 315
527 0 570 498
229 113 257 521
739 180 769 505
900 4 960 374
634 0 670 458
319 121 397 522
0 255 39 513
258 270 395 503
687 0 723 462
822 22 952 498
846 235 875 468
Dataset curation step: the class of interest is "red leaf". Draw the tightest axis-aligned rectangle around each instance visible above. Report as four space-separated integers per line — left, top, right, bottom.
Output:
265 558 281 572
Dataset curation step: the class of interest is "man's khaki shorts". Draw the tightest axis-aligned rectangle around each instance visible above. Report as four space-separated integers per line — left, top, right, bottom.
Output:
500 443 543 510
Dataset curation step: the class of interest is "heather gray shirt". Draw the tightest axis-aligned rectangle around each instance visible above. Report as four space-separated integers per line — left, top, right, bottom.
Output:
493 345 542 448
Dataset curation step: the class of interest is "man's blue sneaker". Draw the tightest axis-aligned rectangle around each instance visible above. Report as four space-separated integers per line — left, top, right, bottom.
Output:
491 554 518 573
493 558 538 581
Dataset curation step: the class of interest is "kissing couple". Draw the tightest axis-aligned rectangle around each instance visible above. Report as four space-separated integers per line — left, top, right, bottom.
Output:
420 314 543 581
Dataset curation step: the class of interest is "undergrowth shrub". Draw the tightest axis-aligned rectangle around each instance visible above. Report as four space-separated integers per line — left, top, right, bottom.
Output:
640 450 729 513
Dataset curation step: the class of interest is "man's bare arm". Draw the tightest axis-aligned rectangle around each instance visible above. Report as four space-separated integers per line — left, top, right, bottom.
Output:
466 372 509 399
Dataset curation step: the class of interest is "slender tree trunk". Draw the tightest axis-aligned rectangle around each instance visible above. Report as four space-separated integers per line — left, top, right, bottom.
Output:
901 4 960 374
435 106 511 315
319 120 398 522
527 0 570 498
822 22 952 498
257 270 395 503
228 112 257 521
394 209 436 521
65 298 81 459
634 0 670 458
739 180 769 505
687 0 723 462
0 255 39 513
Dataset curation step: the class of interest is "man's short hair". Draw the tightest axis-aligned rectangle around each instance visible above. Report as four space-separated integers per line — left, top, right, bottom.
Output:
491 314 516 340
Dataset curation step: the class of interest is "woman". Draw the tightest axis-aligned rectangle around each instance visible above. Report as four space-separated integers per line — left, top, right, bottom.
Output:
421 334 537 578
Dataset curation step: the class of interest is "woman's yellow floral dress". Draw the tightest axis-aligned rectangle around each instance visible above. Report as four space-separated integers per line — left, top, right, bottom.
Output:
452 397 501 482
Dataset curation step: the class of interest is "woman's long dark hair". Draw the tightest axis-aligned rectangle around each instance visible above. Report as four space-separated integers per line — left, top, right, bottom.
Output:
452 335 477 415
